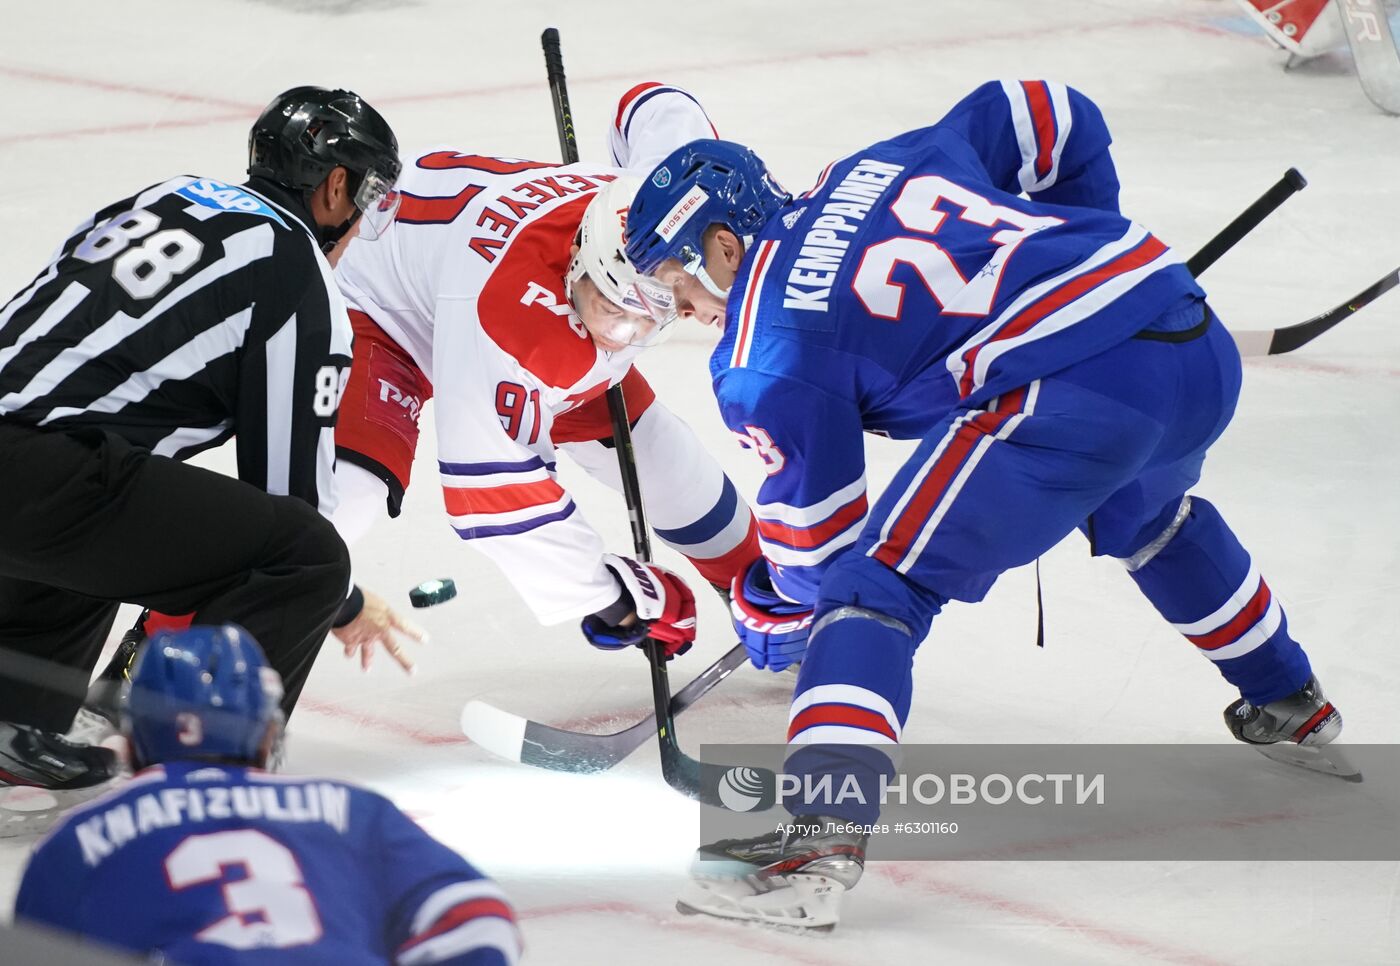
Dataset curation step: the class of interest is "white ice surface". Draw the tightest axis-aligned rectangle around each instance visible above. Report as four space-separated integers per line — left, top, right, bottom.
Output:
3 1 1400 963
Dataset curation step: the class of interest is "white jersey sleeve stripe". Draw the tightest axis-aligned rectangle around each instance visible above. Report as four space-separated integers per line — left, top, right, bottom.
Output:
397 918 521 966
1002 79 1073 194
261 312 296 496
756 475 867 528
0 223 274 414
407 880 511 941
730 240 781 369
39 306 255 428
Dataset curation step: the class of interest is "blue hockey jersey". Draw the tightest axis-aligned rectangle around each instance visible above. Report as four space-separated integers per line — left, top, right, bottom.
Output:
14 762 519 965
712 79 1206 603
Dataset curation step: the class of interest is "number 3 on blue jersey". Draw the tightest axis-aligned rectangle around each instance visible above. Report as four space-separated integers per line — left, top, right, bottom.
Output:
733 425 786 475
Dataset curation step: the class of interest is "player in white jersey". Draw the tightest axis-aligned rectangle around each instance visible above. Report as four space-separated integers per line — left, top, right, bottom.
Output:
329 84 762 661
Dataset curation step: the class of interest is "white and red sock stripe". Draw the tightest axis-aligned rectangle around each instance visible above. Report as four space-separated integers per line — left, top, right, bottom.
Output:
1171 562 1284 662
788 684 902 745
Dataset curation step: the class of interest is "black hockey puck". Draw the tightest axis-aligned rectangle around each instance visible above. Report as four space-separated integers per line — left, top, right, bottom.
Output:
409 578 457 608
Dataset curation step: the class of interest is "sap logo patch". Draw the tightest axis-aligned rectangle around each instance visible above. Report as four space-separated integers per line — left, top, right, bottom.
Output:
652 166 672 188
177 178 288 228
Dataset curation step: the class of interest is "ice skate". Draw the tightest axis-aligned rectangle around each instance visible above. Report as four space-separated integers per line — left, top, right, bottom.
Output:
676 815 867 930
1225 675 1359 781
0 721 119 838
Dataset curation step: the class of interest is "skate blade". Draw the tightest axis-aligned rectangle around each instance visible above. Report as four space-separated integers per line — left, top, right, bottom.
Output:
0 787 70 839
0 776 124 839
1253 741 1363 783
676 874 844 931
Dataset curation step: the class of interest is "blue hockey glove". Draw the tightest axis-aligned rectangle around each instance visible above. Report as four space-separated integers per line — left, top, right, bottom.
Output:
729 559 813 671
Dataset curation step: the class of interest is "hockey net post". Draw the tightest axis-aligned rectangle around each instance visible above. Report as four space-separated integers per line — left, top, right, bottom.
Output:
1337 0 1400 114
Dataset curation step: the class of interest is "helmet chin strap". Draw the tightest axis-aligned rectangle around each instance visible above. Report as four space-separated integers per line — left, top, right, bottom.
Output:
695 234 750 298
318 210 361 254
696 263 730 298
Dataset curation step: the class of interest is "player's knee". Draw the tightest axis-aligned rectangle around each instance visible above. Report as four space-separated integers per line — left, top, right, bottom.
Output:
1096 495 1193 565
267 498 352 601
818 553 944 641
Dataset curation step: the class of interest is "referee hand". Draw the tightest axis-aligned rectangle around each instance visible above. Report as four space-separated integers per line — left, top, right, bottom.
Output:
332 587 427 674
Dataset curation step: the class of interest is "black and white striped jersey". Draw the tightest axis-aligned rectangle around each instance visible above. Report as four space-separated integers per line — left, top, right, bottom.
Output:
0 175 352 513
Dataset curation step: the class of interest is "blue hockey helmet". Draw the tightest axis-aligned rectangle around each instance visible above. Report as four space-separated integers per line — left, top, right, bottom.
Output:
624 139 791 276
123 624 285 769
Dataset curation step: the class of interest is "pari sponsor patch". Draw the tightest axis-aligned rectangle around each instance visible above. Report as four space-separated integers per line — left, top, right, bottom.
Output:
177 178 288 228
655 185 709 242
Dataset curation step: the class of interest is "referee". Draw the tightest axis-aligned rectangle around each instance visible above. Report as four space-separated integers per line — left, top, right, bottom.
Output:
0 87 400 797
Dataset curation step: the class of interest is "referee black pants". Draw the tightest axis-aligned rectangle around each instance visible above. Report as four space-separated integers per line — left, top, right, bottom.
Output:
0 423 350 733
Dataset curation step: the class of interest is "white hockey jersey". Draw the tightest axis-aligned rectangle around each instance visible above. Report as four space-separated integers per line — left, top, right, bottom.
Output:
334 86 723 623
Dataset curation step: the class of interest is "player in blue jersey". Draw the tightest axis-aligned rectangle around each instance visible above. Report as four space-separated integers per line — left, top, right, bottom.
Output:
14 625 520 964
624 79 1345 928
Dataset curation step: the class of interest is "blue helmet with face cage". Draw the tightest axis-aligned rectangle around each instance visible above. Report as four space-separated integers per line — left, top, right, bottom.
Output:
122 624 285 769
624 139 791 276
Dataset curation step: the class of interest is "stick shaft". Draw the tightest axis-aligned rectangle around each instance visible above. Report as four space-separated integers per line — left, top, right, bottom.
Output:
541 28 579 165
1187 167 1306 277
539 27 686 782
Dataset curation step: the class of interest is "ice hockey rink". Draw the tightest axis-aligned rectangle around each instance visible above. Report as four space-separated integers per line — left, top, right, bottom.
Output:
3 0 1400 962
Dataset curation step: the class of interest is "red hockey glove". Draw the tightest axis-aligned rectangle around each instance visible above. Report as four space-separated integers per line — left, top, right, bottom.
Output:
581 554 697 658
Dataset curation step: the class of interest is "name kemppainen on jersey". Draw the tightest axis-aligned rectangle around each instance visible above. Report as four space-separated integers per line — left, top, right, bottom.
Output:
783 158 905 313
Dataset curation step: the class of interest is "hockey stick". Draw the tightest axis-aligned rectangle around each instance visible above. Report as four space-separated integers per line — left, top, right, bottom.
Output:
1181 166 1390 357
1230 266 1400 357
462 28 773 809
1186 167 1306 277
461 640 749 773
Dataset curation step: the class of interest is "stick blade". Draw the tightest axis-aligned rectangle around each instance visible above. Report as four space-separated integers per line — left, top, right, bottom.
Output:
460 700 528 763
1230 328 1275 358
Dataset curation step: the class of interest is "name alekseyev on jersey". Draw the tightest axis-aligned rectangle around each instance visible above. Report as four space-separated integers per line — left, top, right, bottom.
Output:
334 85 724 622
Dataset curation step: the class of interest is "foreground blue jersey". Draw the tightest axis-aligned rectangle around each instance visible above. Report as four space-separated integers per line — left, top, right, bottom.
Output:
15 762 519 965
712 79 1205 602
